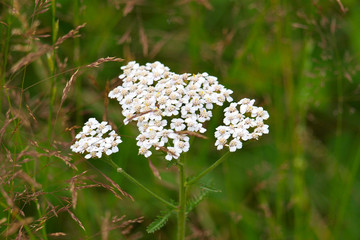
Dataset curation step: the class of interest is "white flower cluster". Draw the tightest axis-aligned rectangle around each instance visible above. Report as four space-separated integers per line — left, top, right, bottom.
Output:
71 61 270 160
214 98 269 152
70 118 122 159
108 61 233 160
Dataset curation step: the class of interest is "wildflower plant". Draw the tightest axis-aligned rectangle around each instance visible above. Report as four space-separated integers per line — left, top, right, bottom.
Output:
71 61 269 239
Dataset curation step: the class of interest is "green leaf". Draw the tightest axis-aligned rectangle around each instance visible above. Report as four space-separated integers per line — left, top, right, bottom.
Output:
186 183 222 214
186 190 208 214
146 209 174 233
199 184 222 193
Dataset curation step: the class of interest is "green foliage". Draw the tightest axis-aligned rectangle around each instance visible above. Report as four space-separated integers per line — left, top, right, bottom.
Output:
186 185 221 214
146 209 174 233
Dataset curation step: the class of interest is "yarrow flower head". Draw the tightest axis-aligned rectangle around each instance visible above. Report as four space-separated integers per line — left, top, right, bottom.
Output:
71 61 269 161
70 118 122 159
108 61 233 160
214 98 269 152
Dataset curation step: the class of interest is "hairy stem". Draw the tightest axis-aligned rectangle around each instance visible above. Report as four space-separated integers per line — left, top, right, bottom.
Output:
177 157 187 240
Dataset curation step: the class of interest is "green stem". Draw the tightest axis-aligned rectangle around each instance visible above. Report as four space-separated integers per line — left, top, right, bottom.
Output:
105 158 176 208
177 157 187 240
48 0 57 140
186 151 230 186
117 167 177 209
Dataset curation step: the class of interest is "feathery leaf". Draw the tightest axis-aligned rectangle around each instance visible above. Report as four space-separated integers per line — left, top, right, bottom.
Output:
146 209 174 233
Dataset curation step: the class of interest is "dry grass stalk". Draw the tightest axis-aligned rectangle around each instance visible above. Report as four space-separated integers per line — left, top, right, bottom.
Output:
123 0 144 16
4 217 33 237
65 125 81 132
32 0 51 18
74 184 103 190
123 2 134 16
14 149 39 163
139 24 148 56
10 23 86 74
16 228 25 240
3 146 14 163
85 57 123 68
55 52 68 73
0 218 7 225
121 216 144 226
54 152 78 170
48 232 66 237
108 0 121 9
177 0 213 10
69 169 133 209
87 74 100 89
69 177 78 210
188 223 214 240
45 199 59 218
15 171 42 189
59 69 79 111
10 43 52 74
0 20 8 26
121 225 134 235
96 168 134 201
97 214 144 239
34 217 46 232
10 120 22 139
120 216 144 235
25 104 37 123
13 187 47 206
65 208 85 231
0 185 15 208
68 170 89 209
88 177 126 201
149 34 172 59
0 111 15 141
148 158 161 180
55 23 87 46
336 0 347 14
197 0 213 10
117 25 133 44
58 57 122 117
101 211 111 240
112 215 126 223
12 145 77 170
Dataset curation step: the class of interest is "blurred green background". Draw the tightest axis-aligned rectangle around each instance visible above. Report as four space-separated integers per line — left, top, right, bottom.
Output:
1 0 360 239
